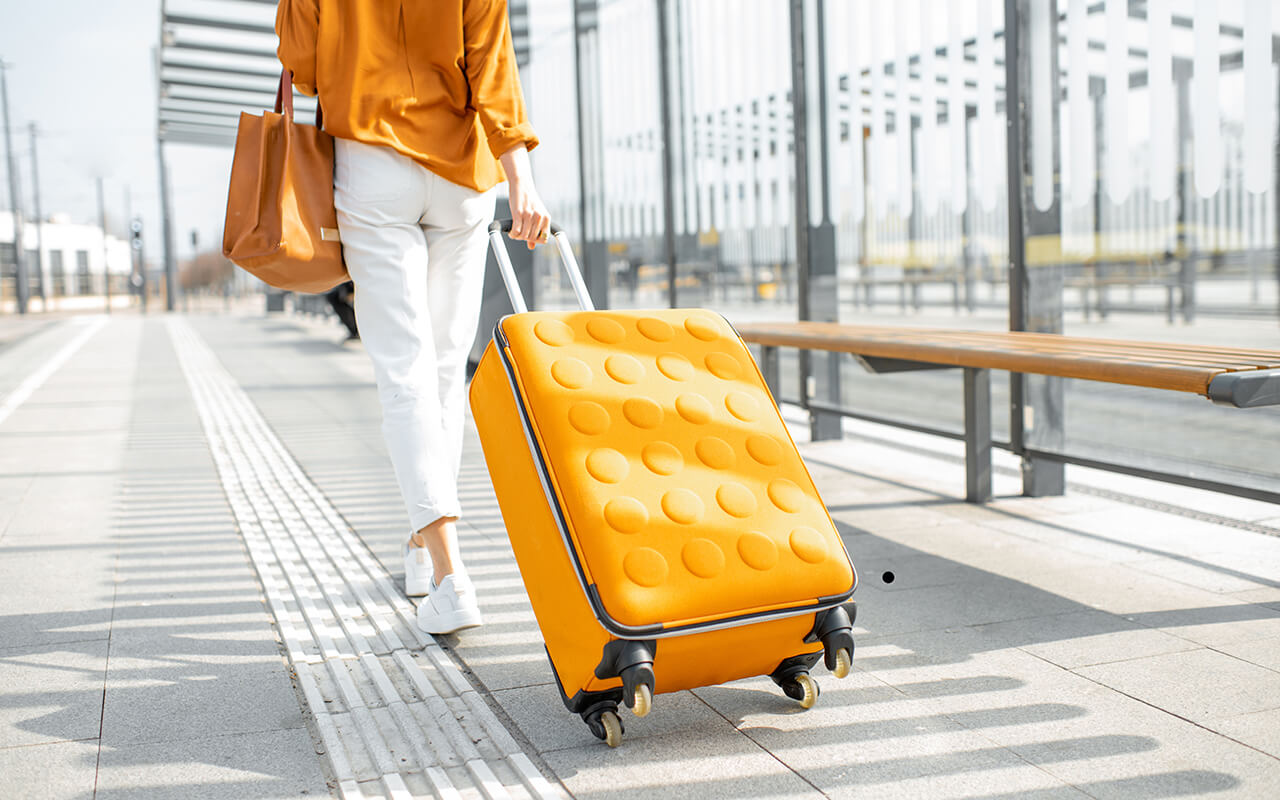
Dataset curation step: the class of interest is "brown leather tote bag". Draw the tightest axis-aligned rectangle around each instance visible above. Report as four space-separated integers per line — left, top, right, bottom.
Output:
222 71 347 292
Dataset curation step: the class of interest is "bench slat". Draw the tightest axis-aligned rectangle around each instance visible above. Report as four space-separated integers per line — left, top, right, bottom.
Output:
733 322 1280 396
740 323 1280 359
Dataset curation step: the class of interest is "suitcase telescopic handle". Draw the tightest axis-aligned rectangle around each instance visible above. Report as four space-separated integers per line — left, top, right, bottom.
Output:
488 219 595 314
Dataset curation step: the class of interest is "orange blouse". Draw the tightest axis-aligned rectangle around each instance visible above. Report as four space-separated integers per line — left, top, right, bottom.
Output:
276 0 538 192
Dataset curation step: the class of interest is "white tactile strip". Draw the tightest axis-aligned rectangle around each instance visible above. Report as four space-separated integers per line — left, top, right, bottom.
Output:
168 318 567 800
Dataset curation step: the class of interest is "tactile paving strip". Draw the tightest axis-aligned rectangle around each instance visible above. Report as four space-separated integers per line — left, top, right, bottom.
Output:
169 318 566 800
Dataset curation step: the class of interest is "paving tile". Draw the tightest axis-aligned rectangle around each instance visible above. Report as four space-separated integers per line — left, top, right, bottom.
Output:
1075 648 1280 724
0 739 98 800
100 660 307 747
696 673 1075 799
0 640 108 747
94 727 330 799
844 549 986 594
853 573 1084 638
492 681 733 753
0 608 113 651
1008 559 1243 618
968 681 1280 800
1126 552 1280 595
540 724 822 799
1133 600 1280 647
1214 635 1280 673
1212 708 1280 757
973 610 1200 669
446 620 557 693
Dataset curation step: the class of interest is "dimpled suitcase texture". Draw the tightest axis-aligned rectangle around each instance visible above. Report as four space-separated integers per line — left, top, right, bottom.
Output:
469 222 857 747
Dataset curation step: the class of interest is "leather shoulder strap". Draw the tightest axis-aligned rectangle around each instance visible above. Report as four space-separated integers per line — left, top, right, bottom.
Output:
275 70 295 119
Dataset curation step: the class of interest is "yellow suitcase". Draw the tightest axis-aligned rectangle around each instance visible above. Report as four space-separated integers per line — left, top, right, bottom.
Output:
469 222 857 747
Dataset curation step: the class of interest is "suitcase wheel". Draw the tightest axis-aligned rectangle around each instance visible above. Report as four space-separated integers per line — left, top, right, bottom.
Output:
584 702 625 748
600 709 623 748
781 672 819 709
832 648 852 679
630 683 653 718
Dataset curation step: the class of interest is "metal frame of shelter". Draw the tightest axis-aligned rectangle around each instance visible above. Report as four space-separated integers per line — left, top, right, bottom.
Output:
566 0 1278 501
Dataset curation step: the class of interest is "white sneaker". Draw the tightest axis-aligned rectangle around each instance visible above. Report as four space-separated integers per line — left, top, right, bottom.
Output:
417 574 483 634
404 544 431 598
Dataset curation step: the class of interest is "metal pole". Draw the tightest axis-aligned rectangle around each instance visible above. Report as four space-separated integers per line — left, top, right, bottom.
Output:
157 137 178 311
656 0 679 308
1007 0 1065 497
570 0 593 301
789 0 812 403
27 122 44 308
1 61 29 314
1003 0 1027 452
97 177 111 313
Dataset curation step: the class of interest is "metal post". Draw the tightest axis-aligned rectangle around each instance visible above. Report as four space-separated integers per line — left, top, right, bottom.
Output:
1004 0 1028 453
789 0 813 412
157 137 178 311
656 0 678 308
570 1 608 309
791 0 841 441
1174 60 1195 323
27 122 44 307
1005 0 1065 497
96 176 111 313
1 61 29 314
963 367 993 502
761 345 781 402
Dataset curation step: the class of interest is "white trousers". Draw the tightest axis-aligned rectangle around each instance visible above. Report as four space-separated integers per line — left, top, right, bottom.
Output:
334 138 497 531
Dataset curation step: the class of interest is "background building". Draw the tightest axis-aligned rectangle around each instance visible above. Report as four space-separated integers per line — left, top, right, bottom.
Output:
0 210 133 310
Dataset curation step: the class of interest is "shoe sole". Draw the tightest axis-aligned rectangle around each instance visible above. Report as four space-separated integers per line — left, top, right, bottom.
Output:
417 605 484 635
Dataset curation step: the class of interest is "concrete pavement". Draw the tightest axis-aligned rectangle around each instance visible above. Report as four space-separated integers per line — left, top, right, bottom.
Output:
2 308 1279 798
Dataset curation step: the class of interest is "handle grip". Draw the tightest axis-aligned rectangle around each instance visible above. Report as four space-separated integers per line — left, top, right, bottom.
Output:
487 219 594 314
488 219 564 237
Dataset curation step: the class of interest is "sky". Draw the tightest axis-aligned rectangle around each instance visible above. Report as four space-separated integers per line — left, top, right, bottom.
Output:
0 0 235 266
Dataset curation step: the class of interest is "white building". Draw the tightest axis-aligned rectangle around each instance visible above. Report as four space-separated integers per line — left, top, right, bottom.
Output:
0 211 133 300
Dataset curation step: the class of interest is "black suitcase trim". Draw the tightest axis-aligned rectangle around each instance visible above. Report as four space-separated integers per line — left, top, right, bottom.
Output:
493 314 856 640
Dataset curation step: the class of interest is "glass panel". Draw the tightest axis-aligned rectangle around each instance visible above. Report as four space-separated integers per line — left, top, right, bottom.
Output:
520 0 1277 496
1052 0 1280 491
809 0 1009 437
526 0 582 311
666 0 798 320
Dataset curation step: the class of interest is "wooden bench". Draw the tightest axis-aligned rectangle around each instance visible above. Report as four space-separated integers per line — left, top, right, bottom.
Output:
735 321 1280 503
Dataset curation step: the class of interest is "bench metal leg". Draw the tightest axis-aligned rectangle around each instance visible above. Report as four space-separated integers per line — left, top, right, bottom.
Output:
761 345 781 403
808 351 843 442
963 367 992 503
1022 454 1065 496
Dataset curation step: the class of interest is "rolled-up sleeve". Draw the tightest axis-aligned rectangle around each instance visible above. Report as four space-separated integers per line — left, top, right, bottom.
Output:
275 0 319 97
462 0 539 157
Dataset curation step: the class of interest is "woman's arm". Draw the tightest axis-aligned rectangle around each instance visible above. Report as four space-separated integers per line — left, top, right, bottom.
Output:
499 145 550 249
275 0 319 96
463 0 548 247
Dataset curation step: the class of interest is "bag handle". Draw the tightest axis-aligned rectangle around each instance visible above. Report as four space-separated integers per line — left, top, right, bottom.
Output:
275 70 324 129
488 220 593 313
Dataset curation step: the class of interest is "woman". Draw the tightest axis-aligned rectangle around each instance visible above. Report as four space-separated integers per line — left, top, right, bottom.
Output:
276 0 549 634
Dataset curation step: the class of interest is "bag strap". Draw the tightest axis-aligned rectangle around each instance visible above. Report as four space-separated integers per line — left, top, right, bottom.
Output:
274 70 294 119
275 70 324 129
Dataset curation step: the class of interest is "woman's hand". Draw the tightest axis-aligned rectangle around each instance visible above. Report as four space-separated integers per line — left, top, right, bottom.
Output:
499 145 550 249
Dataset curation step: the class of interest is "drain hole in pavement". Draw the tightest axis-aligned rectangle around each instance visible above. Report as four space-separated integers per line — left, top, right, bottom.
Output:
881 571 895 584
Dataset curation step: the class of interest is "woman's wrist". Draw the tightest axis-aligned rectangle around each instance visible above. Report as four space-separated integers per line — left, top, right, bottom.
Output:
499 143 533 186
